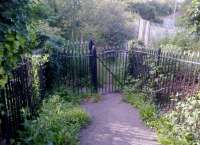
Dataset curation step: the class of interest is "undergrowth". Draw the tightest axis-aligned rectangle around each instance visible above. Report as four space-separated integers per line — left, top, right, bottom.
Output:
123 79 200 145
17 88 92 145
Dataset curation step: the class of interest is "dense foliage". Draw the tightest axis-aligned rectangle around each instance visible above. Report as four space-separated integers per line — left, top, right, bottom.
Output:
157 31 200 51
0 0 43 87
17 89 90 145
157 0 200 51
123 78 200 145
188 0 200 34
128 1 172 23
37 0 135 46
31 55 49 105
157 93 200 145
19 96 89 145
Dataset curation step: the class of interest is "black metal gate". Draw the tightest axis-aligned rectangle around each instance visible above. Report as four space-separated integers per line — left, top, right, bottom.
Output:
50 40 128 94
89 41 128 94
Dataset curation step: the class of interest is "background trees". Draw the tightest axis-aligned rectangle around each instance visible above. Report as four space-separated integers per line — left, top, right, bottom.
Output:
155 0 200 52
38 0 135 46
79 0 135 46
0 0 136 86
127 1 173 23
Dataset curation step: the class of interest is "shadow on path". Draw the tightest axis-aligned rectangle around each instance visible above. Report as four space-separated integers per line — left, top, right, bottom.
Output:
80 93 159 145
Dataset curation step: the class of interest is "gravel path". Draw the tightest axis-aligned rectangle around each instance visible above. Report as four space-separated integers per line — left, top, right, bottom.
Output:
80 93 159 145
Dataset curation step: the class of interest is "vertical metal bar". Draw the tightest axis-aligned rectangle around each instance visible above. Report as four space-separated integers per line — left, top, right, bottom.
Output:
108 50 111 92
124 50 128 86
116 50 119 91
103 51 106 93
89 40 98 93
93 46 98 93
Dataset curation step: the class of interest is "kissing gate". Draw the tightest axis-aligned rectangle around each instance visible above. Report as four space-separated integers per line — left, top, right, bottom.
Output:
51 40 128 94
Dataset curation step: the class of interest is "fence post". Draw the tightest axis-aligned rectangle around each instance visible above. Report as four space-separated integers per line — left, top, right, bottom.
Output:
155 48 161 105
0 89 3 142
0 89 7 144
89 40 98 93
156 48 161 66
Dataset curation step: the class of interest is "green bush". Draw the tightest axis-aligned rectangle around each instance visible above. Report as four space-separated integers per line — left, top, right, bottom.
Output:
31 55 49 104
128 1 172 23
139 102 157 126
156 93 200 145
18 94 90 145
123 79 200 145
53 87 84 104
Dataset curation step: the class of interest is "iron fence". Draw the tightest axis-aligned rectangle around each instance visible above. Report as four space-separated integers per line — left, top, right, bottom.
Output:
0 60 47 143
129 48 200 110
2 40 200 143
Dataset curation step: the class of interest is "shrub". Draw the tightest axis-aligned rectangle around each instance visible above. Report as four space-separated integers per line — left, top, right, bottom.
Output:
128 1 172 23
123 79 200 145
156 93 200 145
31 55 49 104
53 87 84 104
139 102 157 126
18 94 90 145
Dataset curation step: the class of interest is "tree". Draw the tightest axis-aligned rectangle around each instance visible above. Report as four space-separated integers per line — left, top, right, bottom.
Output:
80 0 135 46
127 1 173 23
188 0 200 35
41 0 81 40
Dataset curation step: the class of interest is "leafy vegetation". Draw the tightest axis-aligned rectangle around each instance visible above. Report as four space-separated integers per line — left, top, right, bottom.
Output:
19 96 89 145
36 0 135 47
156 31 200 52
156 0 200 52
1 0 200 145
17 89 90 145
157 93 200 145
31 55 49 104
0 0 43 87
188 0 200 35
128 1 172 23
123 78 200 145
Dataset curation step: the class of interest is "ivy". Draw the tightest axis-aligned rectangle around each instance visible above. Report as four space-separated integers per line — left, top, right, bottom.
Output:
0 0 43 87
31 55 49 104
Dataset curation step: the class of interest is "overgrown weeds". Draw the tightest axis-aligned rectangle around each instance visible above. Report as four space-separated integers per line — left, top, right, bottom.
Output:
17 88 90 145
123 78 200 145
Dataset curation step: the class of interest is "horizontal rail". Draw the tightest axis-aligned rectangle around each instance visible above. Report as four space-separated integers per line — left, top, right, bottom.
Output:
132 50 200 65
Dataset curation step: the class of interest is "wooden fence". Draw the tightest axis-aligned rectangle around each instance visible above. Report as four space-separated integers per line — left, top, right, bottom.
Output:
0 60 47 143
129 48 200 110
